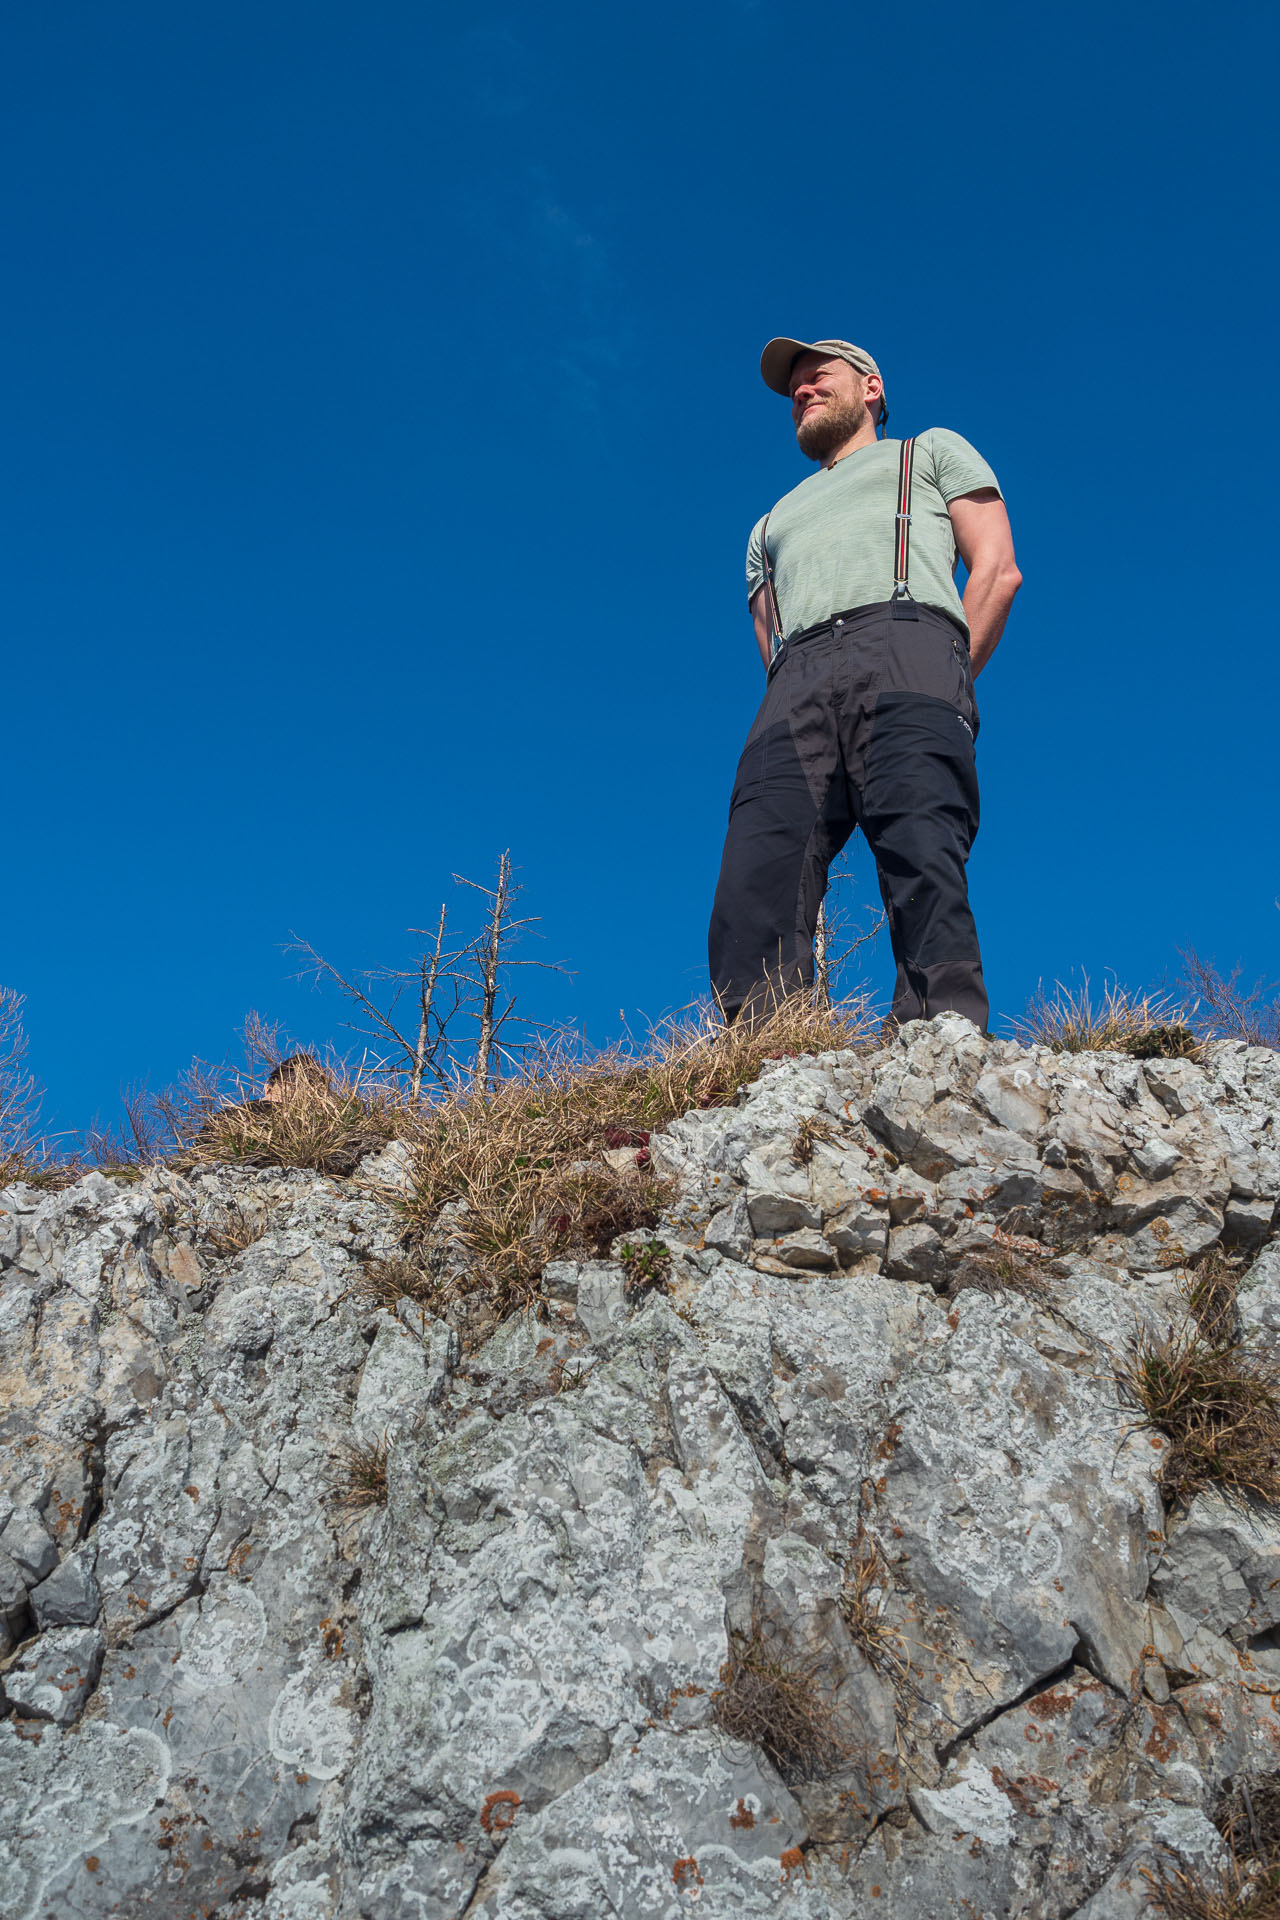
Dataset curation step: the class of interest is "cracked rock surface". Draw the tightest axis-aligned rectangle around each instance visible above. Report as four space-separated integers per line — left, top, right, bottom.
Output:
2 1015 1279 1917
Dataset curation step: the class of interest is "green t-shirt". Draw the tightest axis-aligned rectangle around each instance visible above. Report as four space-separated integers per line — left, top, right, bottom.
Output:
746 428 1002 639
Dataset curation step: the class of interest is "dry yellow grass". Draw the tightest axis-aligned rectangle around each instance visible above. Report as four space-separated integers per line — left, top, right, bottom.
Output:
1116 1317 1280 1512
1012 979 1199 1058
839 1523 910 1683
188 1066 402 1175
397 994 875 1310
1149 1771 1280 1916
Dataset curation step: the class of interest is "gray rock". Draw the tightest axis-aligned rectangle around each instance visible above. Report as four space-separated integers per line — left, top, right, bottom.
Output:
1 1026 1279 1916
1151 1492 1280 1643
3 1624 103 1724
0 1506 58 1586
29 1548 100 1627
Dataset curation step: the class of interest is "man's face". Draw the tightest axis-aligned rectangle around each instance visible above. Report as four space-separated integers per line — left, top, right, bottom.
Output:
789 352 869 461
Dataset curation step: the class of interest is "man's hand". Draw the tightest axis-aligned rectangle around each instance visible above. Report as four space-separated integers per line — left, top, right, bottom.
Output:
948 489 1022 676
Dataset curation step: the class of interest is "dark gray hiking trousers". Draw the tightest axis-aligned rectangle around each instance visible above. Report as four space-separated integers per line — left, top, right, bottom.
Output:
708 601 989 1031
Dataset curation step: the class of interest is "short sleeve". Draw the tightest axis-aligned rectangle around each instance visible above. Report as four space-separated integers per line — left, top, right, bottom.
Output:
745 514 767 601
922 427 1002 503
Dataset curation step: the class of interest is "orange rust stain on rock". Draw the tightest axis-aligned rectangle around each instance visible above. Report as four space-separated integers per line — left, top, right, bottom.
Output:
779 1847 810 1883
85 1857 100 1873
729 1798 755 1830
320 1618 344 1659
1031 1688 1074 1719
184 1485 200 1500
672 1856 703 1890
480 1790 521 1835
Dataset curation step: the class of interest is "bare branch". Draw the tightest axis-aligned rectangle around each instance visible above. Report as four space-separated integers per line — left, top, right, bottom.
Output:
287 934 419 1069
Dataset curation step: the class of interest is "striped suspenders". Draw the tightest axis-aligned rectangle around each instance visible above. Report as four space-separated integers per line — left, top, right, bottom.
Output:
759 512 784 661
760 433 920 650
890 435 919 620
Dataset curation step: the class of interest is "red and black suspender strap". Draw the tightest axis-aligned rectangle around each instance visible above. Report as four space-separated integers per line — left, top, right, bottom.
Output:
890 435 919 620
759 514 784 659
761 434 919 650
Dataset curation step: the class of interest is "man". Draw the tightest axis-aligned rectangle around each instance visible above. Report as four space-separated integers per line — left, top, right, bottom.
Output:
708 337 1021 1032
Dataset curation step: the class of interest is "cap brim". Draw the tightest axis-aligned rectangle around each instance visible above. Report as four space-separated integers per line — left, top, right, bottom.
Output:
760 337 820 396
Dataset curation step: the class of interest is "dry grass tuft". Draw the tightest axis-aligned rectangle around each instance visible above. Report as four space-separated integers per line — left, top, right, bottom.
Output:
1181 1248 1246 1348
945 1234 1052 1308
791 1114 837 1166
712 1623 850 1783
839 1522 909 1682
1012 979 1199 1058
349 1255 442 1312
399 994 874 1313
333 1433 390 1515
1116 1316 1280 1512
203 1201 267 1259
1149 1770 1280 1917
189 1066 401 1175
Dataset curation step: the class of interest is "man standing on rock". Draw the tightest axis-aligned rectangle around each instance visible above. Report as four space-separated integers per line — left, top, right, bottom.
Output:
708 338 1021 1033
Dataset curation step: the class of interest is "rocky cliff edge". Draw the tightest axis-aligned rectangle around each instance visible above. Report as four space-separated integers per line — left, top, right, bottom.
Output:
2 1014 1280 1919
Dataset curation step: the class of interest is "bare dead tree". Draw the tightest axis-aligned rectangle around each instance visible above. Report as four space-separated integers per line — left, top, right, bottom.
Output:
813 902 831 1009
453 851 573 1094
407 905 449 1103
288 916 464 1097
814 858 886 1006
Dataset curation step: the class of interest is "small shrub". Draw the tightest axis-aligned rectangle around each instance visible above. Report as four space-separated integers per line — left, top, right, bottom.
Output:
618 1238 672 1295
712 1624 849 1782
791 1114 837 1166
1181 950 1280 1052
333 1434 390 1515
203 1201 267 1259
1012 979 1199 1057
350 1255 442 1312
1116 1319 1280 1512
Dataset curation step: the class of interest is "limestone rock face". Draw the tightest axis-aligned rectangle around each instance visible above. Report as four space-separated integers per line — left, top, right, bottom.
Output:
1 1018 1278 1918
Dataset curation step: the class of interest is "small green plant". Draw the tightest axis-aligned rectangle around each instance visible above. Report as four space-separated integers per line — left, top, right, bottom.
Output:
712 1624 849 1782
1012 978 1199 1057
333 1433 390 1515
618 1238 672 1295
1116 1317 1280 1512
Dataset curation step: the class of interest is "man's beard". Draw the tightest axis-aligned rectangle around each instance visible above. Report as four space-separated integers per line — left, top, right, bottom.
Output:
795 393 868 462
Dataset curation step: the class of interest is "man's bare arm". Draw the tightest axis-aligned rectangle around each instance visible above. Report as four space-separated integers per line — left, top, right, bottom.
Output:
750 584 773 671
948 488 1022 676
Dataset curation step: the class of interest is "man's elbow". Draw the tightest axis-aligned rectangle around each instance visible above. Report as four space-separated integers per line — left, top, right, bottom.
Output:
993 559 1022 602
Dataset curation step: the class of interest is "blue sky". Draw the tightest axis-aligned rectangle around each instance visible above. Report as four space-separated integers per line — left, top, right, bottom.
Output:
5 0 1278 1139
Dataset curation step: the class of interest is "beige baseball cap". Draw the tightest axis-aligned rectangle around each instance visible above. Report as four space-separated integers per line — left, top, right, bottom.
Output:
760 336 887 421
